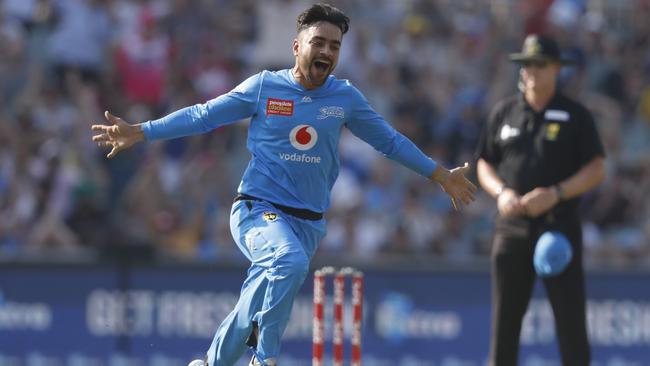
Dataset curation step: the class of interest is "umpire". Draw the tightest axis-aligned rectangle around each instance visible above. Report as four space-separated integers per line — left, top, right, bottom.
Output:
476 34 605 366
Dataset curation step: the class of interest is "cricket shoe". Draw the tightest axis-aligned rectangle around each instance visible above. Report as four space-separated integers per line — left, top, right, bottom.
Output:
187 355 208 366
249 355 277 366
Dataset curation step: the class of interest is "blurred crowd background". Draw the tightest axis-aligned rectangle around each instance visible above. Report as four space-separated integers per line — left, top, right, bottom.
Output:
1 0 649 268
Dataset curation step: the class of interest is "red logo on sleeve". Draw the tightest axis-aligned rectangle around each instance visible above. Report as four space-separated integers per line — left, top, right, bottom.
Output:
266 98 294 116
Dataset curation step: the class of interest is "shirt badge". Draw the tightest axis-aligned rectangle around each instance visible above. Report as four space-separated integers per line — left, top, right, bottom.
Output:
301 96 312 103
317 106 344 120
263 212 278 222
544 109 569 122
500 124 520 141
267 98 294 116
545 123 561 140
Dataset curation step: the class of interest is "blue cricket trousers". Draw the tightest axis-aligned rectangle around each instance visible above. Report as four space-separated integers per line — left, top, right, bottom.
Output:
207 198 326 365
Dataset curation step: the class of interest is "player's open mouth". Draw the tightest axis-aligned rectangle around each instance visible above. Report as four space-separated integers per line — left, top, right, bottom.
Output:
313 60 330 73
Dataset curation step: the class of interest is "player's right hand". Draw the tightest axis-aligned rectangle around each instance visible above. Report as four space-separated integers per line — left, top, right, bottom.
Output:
91 111 144 158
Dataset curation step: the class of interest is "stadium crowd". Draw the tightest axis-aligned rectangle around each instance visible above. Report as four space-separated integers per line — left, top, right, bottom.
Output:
0 0 649 267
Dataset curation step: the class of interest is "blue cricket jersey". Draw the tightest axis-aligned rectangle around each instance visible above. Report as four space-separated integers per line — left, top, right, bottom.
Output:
141 69 437 213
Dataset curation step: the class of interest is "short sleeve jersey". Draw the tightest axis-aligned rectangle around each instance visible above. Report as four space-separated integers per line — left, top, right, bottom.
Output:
142 69 437 213
477 92 605 212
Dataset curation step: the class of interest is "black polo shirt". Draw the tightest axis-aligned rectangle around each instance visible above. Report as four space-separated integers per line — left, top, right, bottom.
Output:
477 92 605 216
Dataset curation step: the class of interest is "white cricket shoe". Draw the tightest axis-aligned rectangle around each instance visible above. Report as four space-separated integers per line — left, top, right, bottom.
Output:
187 360 205 366
249 356 277 366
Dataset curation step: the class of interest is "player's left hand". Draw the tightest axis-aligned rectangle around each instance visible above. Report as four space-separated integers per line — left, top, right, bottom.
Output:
431 162 478 210
520 186 559 217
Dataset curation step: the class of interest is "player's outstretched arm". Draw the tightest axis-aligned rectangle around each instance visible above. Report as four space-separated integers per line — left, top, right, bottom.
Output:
91 111 145 158
430 162 478 210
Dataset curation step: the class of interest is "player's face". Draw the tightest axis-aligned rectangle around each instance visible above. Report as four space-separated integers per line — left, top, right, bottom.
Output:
520 60 561 93
293 21 342 89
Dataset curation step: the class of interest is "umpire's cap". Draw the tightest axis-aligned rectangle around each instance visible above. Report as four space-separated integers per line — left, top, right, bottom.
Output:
533 231 573 277
509 34 572 65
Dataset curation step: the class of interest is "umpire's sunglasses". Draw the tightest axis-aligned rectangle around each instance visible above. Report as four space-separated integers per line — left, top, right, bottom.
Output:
521 60 550 68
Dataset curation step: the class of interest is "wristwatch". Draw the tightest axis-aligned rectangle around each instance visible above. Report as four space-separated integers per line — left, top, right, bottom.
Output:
553 184 565 201
495 184 506 198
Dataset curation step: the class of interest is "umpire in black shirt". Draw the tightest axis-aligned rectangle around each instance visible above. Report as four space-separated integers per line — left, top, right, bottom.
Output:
476 34 605 366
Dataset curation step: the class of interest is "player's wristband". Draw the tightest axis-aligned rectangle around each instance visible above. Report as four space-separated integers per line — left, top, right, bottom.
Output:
553 184 565 201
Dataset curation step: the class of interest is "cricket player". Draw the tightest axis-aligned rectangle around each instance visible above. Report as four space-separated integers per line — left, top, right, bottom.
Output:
92 3 477 365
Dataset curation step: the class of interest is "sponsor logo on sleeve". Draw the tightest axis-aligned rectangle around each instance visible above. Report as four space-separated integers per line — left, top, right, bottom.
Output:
266 98 294 116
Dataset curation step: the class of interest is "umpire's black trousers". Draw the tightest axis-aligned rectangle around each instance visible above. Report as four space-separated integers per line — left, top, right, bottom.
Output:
488 214 590 366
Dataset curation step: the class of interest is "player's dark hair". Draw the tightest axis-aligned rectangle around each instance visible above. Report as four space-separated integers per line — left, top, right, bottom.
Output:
296 3 349 35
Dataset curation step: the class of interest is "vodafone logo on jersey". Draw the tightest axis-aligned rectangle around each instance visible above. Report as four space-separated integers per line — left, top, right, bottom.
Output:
289 124 318 151
279 124 322 164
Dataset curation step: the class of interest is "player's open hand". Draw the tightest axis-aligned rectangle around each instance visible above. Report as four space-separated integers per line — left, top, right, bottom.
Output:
91 111 144 158
431 162 478 210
